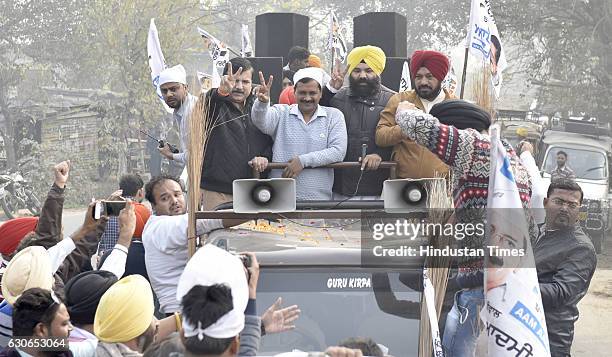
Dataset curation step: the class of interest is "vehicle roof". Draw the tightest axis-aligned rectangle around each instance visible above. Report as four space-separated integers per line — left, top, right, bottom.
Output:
542 130 612 152
207 220 424 268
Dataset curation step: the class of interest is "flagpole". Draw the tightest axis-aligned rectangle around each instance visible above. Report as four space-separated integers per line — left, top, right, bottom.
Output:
459 47 469 99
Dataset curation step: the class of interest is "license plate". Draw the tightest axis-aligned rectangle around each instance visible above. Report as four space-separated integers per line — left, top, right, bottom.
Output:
579 212 588 221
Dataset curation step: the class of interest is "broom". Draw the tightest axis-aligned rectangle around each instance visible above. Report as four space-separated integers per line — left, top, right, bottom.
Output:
186 88 216 257
418 176 454 357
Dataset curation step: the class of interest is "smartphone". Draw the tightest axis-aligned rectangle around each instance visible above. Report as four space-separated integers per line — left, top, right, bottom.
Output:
93 201 127 219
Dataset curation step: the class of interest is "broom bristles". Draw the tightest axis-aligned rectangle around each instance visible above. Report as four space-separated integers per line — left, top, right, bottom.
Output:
187 89 215 257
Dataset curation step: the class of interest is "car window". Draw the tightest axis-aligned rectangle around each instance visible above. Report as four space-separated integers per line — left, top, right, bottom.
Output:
543 147 607 180
256 268 421 357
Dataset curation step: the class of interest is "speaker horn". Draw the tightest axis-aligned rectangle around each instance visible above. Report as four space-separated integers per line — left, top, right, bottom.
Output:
233 178 296 213
382 179 431 213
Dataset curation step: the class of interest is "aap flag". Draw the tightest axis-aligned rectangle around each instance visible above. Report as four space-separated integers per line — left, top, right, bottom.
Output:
484 126 550 357
197 27 230 88
240 24 253 58
399 61 411 92
466 0 507 98
328 11 347 63
147 19 172 113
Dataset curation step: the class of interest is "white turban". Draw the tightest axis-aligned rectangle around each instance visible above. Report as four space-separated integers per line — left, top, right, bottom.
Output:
293 67 324 89
159 64 187 86
176 244 248 339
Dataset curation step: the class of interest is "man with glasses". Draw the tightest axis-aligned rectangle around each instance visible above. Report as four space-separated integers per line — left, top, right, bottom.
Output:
534 179 597 357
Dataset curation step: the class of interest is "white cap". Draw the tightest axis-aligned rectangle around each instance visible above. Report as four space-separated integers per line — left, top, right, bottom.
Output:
176 244 248 339
159 64 187 86
293 67 324 89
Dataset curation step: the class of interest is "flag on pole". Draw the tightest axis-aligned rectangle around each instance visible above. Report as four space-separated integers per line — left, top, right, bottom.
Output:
442 59 459 96
399 61 411 92
147 19 172 113
328 11 347 63
197 27 230 88
484 125 551 357
465 0 507 98
240 24 253 58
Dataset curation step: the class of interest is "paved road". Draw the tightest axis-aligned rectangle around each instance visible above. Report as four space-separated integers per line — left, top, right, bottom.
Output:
0 209 87 236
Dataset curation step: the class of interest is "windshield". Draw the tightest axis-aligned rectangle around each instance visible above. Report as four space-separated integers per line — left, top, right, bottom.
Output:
543 147 607 180
256 268 420 356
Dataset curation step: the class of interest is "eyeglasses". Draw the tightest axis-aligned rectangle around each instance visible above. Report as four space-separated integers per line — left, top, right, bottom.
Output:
551 198 580 209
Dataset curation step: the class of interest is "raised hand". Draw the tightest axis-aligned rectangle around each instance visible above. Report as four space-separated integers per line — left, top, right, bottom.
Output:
261 297 300 334
218 63 243 96
53 160 70 189
329 58 348 90
256 71 274 103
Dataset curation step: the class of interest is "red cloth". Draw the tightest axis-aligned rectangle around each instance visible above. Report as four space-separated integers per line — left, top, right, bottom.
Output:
133 203 151 239
410 50 450 81
0 217 38 255
279 85 296 105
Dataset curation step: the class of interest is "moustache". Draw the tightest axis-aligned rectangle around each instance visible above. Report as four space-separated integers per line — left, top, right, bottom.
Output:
231 89 245 94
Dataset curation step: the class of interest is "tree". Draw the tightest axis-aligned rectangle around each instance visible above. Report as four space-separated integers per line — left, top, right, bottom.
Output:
0 0 84 169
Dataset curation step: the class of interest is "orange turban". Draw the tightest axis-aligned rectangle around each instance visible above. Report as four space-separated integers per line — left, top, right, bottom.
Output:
133 203 151 239
410 50 450 81
308 54 322 68
0 217 38 255
279 85 296 105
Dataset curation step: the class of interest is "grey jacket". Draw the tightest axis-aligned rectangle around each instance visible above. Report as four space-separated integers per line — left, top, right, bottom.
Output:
534 225 597 355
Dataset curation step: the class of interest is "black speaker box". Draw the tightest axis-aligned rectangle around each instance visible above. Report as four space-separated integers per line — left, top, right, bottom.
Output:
353 12 407 58
380 57 412 92
255 13 309 60
246 57 283 105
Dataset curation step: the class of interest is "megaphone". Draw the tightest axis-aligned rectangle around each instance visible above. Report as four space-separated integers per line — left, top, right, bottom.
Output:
233 178 296 213
382 178 434 213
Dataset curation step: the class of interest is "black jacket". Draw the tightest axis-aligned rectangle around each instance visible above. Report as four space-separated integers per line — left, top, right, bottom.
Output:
534 225 597 355
322 85 395 196
200 89 273 194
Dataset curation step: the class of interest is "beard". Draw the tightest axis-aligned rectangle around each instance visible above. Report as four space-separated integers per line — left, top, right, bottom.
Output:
415 82 442 101
349 76 380 97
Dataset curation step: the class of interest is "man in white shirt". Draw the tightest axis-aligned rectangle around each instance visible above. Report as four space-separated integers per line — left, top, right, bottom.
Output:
157 64 198 166
141 175 244 315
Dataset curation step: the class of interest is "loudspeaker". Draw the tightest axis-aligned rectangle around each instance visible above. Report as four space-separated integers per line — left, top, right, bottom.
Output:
246 57 283 104
233 178 296 213
382 178 446 212
353 12 407 58
256 13 309 59
380 57 412 92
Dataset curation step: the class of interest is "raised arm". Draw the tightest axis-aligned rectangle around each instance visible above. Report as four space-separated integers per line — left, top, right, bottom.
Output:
251 71 282 137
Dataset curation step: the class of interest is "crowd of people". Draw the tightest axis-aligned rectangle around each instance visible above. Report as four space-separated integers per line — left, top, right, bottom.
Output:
0 43 599 357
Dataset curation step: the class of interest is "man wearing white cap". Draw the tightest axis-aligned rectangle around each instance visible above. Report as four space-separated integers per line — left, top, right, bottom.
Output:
251 67 347 200
157 64 198 166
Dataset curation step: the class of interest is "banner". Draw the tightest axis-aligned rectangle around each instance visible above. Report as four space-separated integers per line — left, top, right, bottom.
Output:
240 24 253 58
399 61 411 92
422 268 444 357
442 59 458 96
484 126 550 357
465 0 507 98
147 19 172 113
328 11 347 63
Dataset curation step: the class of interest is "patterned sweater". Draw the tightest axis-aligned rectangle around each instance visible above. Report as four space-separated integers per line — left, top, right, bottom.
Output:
396 109 533 288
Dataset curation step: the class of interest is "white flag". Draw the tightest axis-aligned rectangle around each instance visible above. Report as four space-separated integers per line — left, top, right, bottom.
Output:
465 0 507 98
240 24 253 58
328 12 347 63
442 59 458 96
197 26 230 70
399 61 411 92
484 126 551 357
147 19 172 113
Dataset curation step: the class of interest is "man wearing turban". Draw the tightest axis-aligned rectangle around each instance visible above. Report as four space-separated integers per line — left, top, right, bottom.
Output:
94 275 158 356
320 45 394 199
376 50 454 179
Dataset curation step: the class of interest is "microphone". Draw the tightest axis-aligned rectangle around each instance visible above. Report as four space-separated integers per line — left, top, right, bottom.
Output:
361 144 368 170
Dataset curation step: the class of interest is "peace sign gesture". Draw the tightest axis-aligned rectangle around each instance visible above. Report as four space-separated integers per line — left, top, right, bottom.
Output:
256 71 274 103
218 63 243 96
329 58 348 90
